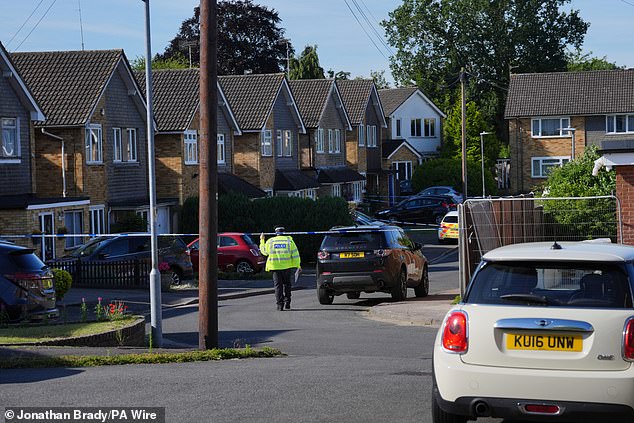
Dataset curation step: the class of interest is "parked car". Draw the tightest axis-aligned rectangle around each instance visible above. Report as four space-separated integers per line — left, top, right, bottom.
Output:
375 195 454 224
187 232 266 274
433 241 634 422
399 179 414 196
351 209 386 226
67 234 193 284
0 240 58 321
438 211 459 243
316 225 428 304
418 185 463 204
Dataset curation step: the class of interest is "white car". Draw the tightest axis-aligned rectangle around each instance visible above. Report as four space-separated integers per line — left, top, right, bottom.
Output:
433 241 634 423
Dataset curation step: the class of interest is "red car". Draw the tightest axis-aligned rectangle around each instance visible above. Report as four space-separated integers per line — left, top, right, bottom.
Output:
187 233 266 273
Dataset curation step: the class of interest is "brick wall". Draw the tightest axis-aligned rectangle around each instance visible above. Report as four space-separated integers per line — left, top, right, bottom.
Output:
617 166 634 245
234 133 263 189
155 133 182 201
34 127 85 198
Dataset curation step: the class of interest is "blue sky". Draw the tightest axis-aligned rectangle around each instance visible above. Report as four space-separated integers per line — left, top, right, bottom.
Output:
0 0 631 86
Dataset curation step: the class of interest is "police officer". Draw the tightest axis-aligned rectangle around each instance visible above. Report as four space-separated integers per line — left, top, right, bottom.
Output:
260 226 301 310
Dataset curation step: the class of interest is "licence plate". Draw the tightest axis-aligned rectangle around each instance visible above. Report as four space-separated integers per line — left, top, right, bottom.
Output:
506 333 582 352
340 252 364 259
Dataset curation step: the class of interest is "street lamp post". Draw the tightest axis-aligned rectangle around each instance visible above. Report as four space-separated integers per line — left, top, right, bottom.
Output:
564 127 576 160
479 132 491 197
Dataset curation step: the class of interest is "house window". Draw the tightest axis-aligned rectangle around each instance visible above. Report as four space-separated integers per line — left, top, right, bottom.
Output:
276 130 283 157
316 128 325 153
85 124 103 163
184 130 198 164
531 117 570 137
1 118 18 158
332 183 341 197
89 206 105 236
367 125 377 147
217 133 225 164
328 129 334 153
264 189 273 197
395 119 401 137
358 124 365 146
113 128 122 162
261 129 272 156
126 128 137 162
136 210 150 232
352 181 363 202
335 129 341 153
393 161 413 180
306 189 316 200
424 118 435 137
283 130 292 157
606 114 634 134
531 156 570 178
64 210 83 249
411 118 422 137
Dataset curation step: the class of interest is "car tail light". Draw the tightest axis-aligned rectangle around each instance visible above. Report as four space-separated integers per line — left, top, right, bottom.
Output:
524 404 560 414
373 249 392 257
623 317 634 361
441 311 468 353
441 201 448 208
317 251 329 260
5 272 44 290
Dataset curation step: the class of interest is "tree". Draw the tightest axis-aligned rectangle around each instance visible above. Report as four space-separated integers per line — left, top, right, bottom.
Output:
159 1 290 75
289 45 325 80
327 69 351 80
566 48 622 72
410 157 496 197
382 0 588 136
370 70 391 89
130 52 189 71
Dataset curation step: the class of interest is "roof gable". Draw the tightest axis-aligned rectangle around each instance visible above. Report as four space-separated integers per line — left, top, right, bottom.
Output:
288 79 351 130
11 49 130 126
337 79 387 127
0 42 44 121
382 139 422 159
505 69 634 118
379 87 446 118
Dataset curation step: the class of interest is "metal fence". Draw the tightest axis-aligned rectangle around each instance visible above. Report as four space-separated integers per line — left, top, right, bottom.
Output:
48 258 152 289
458 195 622 294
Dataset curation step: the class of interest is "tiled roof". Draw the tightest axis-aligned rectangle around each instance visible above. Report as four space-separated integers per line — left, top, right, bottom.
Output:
11 50 124 126
218 173 266 199
382 139 422 159
273 169 320 191
336 79 375 124
505 69 634 118
288 79 334 128
218 73 285 130
135 68 200 132
378 87 417 116
317 167 365 184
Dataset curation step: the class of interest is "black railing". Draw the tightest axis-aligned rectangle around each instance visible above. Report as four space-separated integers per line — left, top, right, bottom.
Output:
48 258 151 289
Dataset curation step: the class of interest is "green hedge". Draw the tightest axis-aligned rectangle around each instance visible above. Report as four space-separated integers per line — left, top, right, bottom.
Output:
181 193 353 263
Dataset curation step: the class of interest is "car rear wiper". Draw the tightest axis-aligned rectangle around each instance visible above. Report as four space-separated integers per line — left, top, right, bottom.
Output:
349 241 367 245
500 294 559 306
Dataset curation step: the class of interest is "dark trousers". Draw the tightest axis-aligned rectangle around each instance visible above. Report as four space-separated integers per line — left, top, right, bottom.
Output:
272 268 293 306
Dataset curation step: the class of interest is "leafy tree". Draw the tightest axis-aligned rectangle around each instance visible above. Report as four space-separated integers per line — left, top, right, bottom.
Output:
566 48 622 72
382 0 588 136
370 70 391 89
159 1 290 75
289 45 325 79
326 69 351 80
411 157 497 197
130 52 189 71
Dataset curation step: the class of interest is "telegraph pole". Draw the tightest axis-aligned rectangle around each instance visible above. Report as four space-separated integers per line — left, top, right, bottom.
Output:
460 68 467 202
199 0 219 349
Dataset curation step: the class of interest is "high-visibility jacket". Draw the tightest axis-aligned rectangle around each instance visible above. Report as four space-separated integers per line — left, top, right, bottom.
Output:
260 235 301 271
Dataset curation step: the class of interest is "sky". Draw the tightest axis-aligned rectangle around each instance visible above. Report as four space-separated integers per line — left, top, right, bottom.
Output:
0 0 632 87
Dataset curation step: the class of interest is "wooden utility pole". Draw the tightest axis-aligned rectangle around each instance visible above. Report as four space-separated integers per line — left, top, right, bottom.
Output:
460 68 467 202
198 0 218 349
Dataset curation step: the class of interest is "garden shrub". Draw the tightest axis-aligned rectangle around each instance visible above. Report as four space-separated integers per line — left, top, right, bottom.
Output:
52 268 72 301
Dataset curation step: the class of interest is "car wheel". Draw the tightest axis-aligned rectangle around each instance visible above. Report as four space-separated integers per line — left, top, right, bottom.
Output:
414 266 429 297
346 292 361 300
435 214 443 225
236 260 254 274
391 268 408 301
171 267 183 285
318 287 334 305
431 392 467 423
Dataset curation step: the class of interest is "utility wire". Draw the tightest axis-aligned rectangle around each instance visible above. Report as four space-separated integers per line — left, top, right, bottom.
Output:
6 0 47 49
620 0 634 7
350 0 394 56
342 0 390 61
13 0 58 52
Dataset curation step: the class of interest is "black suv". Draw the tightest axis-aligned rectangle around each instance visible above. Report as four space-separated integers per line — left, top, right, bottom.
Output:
316 225 429 304
0 241 58 321
375 194 455 224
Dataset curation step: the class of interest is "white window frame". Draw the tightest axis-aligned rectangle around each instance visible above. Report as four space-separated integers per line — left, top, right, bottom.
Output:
126 128 138 162
332 183 341 197
1 117 19 160
352 181 363 202
411 118 422 137
395 119 401 138
423 118 435 137
606 114 634 134
358 124 365 146
316 128 325 153
306 189 316 200
531 117 570 138
261 129 272 157
64 210 84 249
334 129 341 153
89 205 105 236
393 161 413 180
85 123 103 164
531 156 570 178
264 189 273 197
283 130 293 157
113 128 122 162
328 129 334 153
217 133 226 164
276 130 283 157
184 130 198 165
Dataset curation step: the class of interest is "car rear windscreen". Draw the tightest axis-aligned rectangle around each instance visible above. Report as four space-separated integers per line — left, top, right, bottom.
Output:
320 232 383 251
443 215 458 224
466 261 632 309
9 250 47 272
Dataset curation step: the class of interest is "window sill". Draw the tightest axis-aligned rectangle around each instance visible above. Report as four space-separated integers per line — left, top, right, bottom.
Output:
184 161 199 166
605 132 634 135
0 158 21 164
531 135 569 139
86 162 104 165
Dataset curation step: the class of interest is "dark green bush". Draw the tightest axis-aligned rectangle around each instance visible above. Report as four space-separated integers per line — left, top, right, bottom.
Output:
110 213 147 233
52 268 72 301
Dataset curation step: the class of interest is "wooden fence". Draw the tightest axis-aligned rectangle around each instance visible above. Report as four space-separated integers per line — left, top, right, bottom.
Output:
48 258 152 289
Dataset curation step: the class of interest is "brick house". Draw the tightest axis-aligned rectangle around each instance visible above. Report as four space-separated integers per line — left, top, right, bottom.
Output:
288 79 365 202
11 49 154 244
382 139 423 203
336 79 387 203
218 73 313 197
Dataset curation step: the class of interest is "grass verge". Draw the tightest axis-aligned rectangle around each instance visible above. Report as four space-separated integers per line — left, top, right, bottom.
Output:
0 317 138 344
0 346 283 369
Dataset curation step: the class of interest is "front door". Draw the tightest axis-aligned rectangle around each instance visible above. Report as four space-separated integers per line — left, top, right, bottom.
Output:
157 206 170 234
38 212 55 261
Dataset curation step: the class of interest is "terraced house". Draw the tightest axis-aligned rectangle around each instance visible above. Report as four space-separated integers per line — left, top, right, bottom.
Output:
10 49 150 256
218 73 313 197
289 79 365 201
